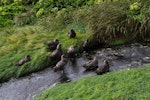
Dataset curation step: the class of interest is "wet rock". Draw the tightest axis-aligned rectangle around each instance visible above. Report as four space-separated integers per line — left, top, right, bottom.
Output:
59 75 71 83
142 57 150 63
127 60 143 69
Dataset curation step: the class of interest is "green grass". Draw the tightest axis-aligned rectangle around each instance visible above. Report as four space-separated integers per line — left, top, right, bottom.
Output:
0 23 90 83
0 0 150 83
34 65 150 100
109 39 127 46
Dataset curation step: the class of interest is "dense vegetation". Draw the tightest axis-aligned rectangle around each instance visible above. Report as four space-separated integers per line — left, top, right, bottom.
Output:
0 0 96 27
34 65 150 100
0 0 94 83
0 0 150 83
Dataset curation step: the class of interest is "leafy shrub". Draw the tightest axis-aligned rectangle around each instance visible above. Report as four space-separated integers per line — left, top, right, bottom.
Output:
0 0 96 27
128 2 142 22
0 2 25 27
34 0 95 17
36 8 44 17
0 16 13 26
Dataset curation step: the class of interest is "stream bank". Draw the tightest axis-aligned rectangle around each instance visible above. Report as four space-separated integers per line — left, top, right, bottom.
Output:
0 43 150 100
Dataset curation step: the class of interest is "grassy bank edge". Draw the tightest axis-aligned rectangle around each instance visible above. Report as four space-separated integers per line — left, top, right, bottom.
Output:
34 64 150 100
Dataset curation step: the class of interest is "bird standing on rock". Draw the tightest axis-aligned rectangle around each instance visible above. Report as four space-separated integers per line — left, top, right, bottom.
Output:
82 56 98 71
50 44 62 59
68 29 76 38
16 55 31 66
53 55 68 74
96 59 110 75
44 39 59 50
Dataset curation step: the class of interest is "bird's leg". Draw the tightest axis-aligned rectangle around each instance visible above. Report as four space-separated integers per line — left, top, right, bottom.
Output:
62 69 66 76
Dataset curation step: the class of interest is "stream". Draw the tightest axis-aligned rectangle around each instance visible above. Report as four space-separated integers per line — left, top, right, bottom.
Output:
0 43 150 100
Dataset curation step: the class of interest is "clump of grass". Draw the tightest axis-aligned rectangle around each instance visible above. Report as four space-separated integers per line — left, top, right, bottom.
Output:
85 1 150 44
34 65 150 100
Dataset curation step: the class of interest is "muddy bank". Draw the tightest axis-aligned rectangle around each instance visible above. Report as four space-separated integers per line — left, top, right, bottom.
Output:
0 43 150 100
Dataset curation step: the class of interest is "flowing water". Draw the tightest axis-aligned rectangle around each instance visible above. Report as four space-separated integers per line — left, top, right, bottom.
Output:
0 43 150 100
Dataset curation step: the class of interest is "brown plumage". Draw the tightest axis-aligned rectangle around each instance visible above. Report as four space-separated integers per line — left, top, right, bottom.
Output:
67 45 75 57
53 55 68 72
16 55 31 66
82 56 98 70
68 29 76 38
96 59 109 75
50 44 62 59
44 39 59 50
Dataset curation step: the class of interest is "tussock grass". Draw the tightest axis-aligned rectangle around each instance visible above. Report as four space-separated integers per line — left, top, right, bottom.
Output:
34 65 150 100
85 1 150 44
0 23 90 83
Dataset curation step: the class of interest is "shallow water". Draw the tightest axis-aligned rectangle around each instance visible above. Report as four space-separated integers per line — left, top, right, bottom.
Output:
0 43 150 100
